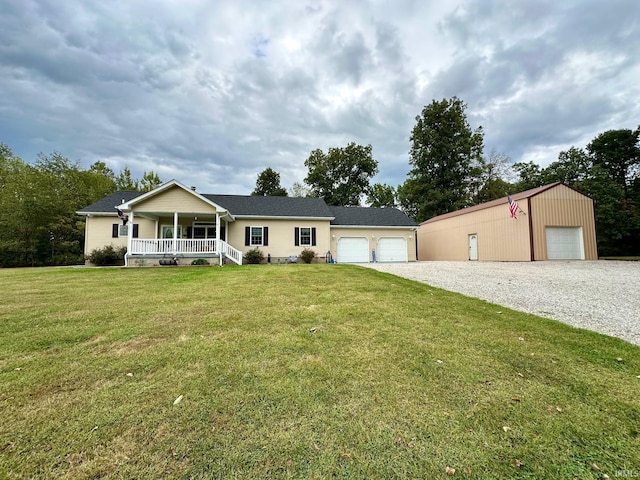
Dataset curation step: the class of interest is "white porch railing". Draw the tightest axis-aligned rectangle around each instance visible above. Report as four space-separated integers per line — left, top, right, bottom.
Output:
130 239 242 265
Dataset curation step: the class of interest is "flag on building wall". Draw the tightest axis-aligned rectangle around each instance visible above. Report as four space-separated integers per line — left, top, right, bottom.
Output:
117 209 129 225
507 196 519 219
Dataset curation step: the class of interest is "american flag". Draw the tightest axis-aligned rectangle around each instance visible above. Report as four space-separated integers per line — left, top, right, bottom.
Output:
507 196 519 219
117 209 129 225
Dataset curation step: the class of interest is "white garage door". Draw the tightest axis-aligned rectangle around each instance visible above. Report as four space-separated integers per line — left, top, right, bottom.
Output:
337 237 369 263
377 237 407 262
546 227 584 260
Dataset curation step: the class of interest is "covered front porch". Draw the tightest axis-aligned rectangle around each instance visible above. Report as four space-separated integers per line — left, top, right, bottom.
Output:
128 238 242 265
125 211 242 266
117 182 243 266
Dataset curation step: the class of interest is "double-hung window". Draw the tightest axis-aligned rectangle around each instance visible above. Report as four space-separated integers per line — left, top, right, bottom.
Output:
299 227 312 246
250 226 263 246
244 226 269 246
112 223 138 238
294 227 316 246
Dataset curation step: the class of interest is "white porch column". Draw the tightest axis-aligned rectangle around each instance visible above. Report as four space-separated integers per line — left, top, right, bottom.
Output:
215 213 221 245
154 219 158 239
173 212 178 252
126 211 134 266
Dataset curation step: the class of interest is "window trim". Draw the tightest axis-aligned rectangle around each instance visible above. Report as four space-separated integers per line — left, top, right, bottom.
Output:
295 226 316 246
299 227 312 246
192 221 216 239
250 226 264 246
113 223 139 238
161 225 183 239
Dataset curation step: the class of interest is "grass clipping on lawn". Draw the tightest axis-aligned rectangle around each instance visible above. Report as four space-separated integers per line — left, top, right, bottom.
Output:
0 265 638 479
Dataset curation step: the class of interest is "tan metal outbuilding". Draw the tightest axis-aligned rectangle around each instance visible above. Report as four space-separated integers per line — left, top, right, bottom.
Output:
418 183 598 261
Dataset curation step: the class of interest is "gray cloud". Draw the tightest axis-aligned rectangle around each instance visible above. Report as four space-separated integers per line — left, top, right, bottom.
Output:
1 0 638 195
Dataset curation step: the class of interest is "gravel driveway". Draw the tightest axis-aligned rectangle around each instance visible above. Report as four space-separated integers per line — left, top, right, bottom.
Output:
363 261 640 346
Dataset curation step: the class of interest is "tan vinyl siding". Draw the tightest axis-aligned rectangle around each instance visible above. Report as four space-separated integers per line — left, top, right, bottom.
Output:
331 227 417 262
418 202 531 261
530 184 597 260
83 216 156 254
227 219 331 260
418 183 597 261
134 186 218 214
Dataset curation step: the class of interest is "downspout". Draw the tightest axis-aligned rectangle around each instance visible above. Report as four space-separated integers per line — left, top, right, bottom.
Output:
527 198 534 261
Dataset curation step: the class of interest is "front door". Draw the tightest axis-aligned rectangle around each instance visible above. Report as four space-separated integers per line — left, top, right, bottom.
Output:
468 234 478 261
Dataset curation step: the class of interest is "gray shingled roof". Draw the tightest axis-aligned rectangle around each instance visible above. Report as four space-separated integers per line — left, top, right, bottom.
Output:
329 206 415 226
78 189 414 226
205 194 334 218
77 191 143 214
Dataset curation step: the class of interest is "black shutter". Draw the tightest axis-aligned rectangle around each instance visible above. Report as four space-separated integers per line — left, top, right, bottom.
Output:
294 227 300 246
245 226 250 246
263 227 269 246
311 227 317 246
220 226 226 241
112 224 118 238
186 226 192 239
133 224 139 238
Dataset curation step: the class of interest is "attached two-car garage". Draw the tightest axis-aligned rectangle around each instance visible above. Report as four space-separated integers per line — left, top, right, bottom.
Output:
336 237 408 263
329 205 417 263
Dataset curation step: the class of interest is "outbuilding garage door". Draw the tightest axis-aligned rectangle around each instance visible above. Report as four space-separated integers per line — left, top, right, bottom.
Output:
337 237 369 263
376 237 407 262
546 227 584 260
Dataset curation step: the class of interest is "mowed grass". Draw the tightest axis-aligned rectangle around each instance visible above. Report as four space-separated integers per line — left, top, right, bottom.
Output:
0 265 638 479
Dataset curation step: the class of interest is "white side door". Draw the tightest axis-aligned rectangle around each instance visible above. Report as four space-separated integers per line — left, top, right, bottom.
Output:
468 234 478 261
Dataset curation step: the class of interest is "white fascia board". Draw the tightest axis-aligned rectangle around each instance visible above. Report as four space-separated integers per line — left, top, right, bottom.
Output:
233 215 335 221
117 179 229 215
76 211 117 216
330 225 416 229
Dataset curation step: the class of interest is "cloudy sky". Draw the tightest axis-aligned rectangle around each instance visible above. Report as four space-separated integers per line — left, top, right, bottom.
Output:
1 0 639 195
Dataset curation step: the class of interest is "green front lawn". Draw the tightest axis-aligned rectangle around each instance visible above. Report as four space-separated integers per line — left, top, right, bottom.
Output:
1 265 638 479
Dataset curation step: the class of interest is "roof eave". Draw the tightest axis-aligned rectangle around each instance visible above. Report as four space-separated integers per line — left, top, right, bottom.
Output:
76 211 118 216
233 215 335 221
330 224 416 229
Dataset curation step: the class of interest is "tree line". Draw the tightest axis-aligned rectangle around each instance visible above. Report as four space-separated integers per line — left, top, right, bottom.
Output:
255 98 639 257
0 145 161 267
2 96 638 267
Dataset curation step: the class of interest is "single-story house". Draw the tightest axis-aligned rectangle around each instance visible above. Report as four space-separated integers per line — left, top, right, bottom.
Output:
77 179 417 266
417 182 598 261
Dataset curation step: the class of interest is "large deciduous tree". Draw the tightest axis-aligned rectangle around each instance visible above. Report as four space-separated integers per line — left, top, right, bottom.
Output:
252 167 288 196
0 143 164 267
474 150 515 203
511 128 640 256
587 128 640 195
304 142 378 206
398 97 484 222
367 183 396 208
